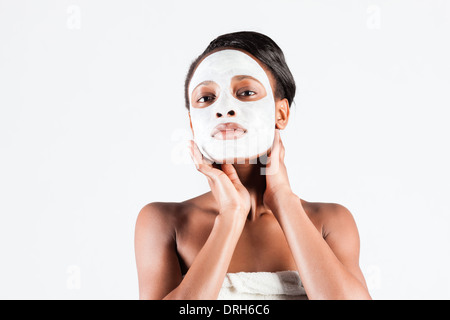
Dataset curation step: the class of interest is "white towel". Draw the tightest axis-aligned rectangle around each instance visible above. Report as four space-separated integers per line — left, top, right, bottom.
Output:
218 271 307 300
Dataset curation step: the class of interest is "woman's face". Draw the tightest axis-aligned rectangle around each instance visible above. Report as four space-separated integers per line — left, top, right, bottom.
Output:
188 49 276 163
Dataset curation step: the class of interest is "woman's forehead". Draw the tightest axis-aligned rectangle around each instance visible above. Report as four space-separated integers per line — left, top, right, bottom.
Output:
189 49 272 96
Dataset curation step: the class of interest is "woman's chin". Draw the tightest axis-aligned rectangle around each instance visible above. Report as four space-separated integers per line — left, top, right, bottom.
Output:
210 150 271 165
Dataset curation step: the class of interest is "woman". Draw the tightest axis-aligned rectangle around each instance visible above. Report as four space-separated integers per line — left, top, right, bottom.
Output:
134 31 371 300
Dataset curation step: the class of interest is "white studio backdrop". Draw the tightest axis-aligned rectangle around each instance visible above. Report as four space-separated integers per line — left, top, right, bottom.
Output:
0 0 449 299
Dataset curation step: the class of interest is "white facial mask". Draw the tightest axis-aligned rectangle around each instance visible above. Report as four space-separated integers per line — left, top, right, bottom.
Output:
189 49 275 163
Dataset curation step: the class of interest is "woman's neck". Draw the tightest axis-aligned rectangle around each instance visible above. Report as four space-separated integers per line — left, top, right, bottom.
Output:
232 162 267 221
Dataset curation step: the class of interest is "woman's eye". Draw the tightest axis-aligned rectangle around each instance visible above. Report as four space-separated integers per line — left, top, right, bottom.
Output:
238 90 256 97
197 95 215 103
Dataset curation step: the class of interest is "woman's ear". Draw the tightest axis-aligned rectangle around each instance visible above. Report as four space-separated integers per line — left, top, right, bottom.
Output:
275 98 290 130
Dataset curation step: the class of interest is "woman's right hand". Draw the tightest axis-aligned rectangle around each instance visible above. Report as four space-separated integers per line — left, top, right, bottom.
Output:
189 140 250 222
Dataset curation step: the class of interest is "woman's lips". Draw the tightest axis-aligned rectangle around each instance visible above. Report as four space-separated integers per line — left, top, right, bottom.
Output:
211 122 247 140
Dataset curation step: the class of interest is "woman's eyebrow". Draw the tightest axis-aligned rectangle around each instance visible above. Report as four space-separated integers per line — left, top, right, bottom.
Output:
192 80 215 92
233 75 262 83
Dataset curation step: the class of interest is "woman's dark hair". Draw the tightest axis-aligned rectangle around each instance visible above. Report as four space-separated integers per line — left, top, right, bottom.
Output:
184 31 296 110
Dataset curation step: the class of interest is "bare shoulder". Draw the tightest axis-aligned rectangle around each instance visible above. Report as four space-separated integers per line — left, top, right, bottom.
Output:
135 192 215 236
301 198 368 292
136 201 181 226
300 199 358 238
134 202 179 246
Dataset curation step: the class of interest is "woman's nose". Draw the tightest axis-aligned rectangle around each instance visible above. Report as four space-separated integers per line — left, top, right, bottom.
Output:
216 110 236 118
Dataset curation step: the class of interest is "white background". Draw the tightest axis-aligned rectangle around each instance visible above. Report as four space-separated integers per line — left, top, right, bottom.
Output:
1 0 449 299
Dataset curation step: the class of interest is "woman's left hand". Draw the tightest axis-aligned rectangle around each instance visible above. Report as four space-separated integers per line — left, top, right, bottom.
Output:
263 129 295 209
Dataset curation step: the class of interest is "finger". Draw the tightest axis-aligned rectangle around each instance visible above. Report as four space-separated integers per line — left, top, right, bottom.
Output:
189 140 211 172
265 130 280 176
274 129 286 161
270 130 281 161
189 140 208 167
266 129 278 158
277 130 285 161
188 140 201 169
272 129 281 155
221 163 243 186
189 140 222 180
